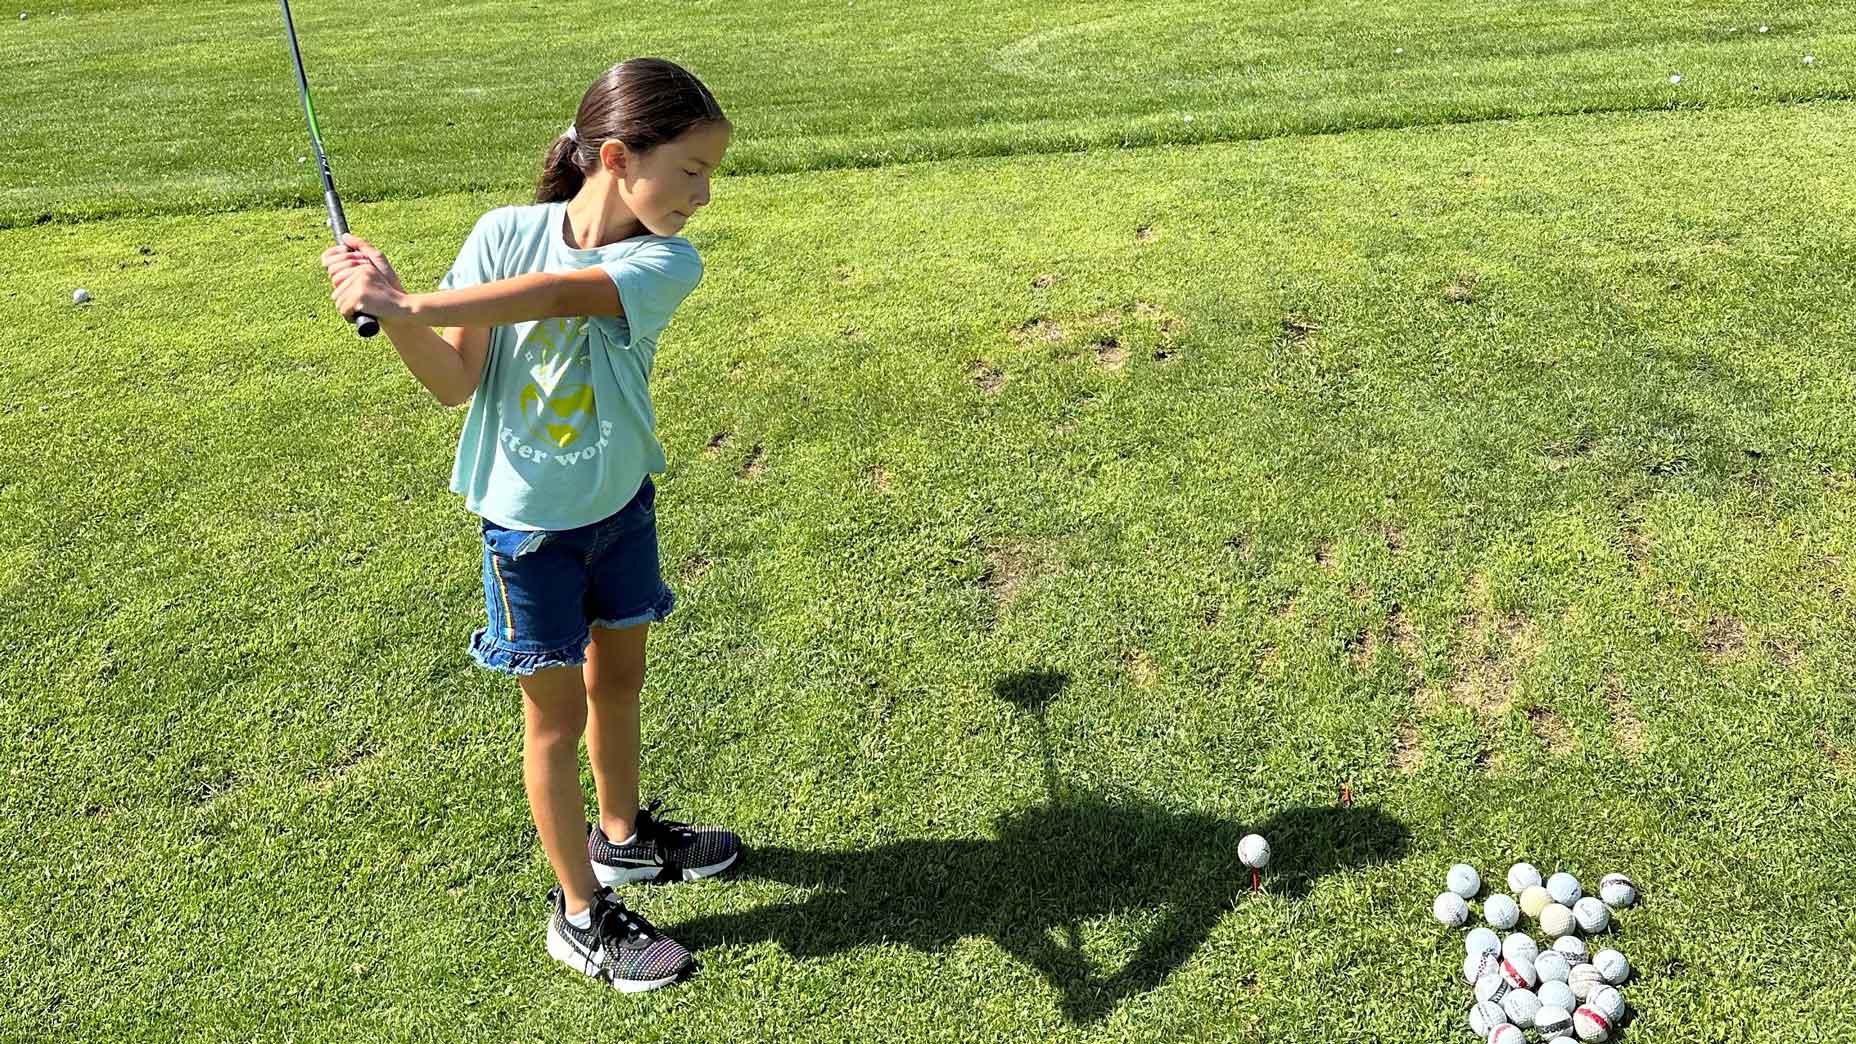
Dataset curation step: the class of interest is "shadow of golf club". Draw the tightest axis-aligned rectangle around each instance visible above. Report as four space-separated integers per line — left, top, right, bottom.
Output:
673 669 1411 1022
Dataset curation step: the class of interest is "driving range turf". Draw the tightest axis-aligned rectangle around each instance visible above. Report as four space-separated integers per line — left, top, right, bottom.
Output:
3 3 1855 1041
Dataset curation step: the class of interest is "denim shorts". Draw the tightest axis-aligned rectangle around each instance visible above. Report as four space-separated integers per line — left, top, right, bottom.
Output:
470 478 676 676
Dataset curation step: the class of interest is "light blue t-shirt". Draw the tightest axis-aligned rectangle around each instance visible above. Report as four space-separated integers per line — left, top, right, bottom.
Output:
439 202 703 531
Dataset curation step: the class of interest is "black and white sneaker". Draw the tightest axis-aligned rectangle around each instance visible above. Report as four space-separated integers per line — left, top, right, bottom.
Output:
589 798 741 886
544 885 694 993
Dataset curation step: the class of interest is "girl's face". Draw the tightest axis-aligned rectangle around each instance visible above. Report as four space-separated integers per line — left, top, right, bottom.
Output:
605 123 731 238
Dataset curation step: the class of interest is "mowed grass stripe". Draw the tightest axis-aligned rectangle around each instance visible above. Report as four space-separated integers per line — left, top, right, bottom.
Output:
2 105 1854 1041
2 0 1853 226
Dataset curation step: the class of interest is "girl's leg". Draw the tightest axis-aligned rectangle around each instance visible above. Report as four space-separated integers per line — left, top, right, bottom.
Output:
519 664 599 915
584 623 647 843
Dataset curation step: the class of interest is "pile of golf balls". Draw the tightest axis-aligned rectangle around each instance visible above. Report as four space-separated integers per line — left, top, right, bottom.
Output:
1434 864 1639 1042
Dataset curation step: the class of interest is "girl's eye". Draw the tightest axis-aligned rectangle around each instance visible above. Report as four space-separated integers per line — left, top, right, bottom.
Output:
684 169 700 177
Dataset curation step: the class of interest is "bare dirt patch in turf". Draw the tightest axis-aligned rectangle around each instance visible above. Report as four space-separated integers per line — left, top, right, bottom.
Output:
1345 628 1376 668
1444 271 1480 304
1703 615 1747 661
1604 678 1646 755
1151 347 1180 365
1223 533 1255 559
311 742 382 793
1094 337 1127 370
705 431 732 455
1819 733 1852 774
971 361 1005 393
1527 705 1576 755
1767 636 1801 668
1123 647 1158 688
1314 540 1336 569
1281 314 1321 343
1014 318 1066 345
1136 224 1157 242
1384 526 1408 553
980 542 1044 611
1389 604 1419 660
1392 722 1423 775
682 554 714 582
1272 593 1297 618
740 444 768 479
868 465 893 492
1449 574 1537 716
1032 273 1059 290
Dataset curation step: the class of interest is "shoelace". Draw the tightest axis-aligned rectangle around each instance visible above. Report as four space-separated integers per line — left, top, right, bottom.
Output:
593 892 659 944
635 798 698 863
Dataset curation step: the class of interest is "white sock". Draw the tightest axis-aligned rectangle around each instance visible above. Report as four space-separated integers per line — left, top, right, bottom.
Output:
565 905 592 930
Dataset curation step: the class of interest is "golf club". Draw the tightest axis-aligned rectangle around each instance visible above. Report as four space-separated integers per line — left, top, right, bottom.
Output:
280 0 377 338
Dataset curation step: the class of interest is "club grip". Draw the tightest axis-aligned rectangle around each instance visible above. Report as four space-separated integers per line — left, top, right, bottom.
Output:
355 312 380 338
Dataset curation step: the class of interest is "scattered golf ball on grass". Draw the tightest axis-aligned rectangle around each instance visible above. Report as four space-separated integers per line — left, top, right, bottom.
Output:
1540 902 1575 938
1534 950 1571 985
1484 893 1519 930
1448 863 1482 899
1568 962 1604 1000
1599 874 1638 908
1536 1004 1575 1038
1488 1022 1526 1044
1501 933 1537 964
1594 948 1630 985
1507 863 1542 893
1469 998 1508 1036
1434 891 1470 927
1539 979 1577 1011
1500 987 1541 1028
73 288 90 305
1237 834 1269 868
1519 885 1552 919
1546 872 1582 906
1467 927 1500 957
1574 896 1610 933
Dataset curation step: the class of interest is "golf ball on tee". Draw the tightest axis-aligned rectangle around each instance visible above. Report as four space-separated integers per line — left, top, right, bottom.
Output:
1540 902 1576 938
1520 885 1552 919
1449 863 1483 899
1573 1004 1614 1042
1507 862 1542 893
1599 873 1637 908
1464 949 1501 984
1568 963 1604 1000
1539 980 1577 1012
1469 999 1509 1037
1547 872 1582 906
1501 987 1541 1027
1594 948 1630 984
1535 1005 1575 1038
1434 891 1470 927
1501 933 1538 964
1467 927 1501 957
1534 951 1571 985
1238 834 1270 868
1573 896 1610 934
1484 893 1520 930
1588 984 1625 1023
72 288 90 305
1489 1023 1526 1044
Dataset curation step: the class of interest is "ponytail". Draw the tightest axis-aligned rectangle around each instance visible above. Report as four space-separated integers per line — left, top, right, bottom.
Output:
533 58 728 205
535 133 586 204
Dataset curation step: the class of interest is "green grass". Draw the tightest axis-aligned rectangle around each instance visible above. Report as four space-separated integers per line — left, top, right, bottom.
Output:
2 0 1853 226
5 3 1856 1042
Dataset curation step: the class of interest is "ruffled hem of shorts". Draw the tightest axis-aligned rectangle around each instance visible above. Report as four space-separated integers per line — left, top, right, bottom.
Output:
590 587 677 632
469 627 589 676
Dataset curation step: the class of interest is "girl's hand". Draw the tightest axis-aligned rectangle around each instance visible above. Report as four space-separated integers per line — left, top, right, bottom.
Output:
322 234 412 322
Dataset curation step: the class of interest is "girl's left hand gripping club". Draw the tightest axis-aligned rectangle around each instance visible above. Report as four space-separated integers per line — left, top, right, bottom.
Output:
280 0 378 338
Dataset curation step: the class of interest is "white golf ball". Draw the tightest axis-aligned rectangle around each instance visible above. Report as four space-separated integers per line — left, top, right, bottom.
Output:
1553 935 1590 965
1449 863 1483 899
1434 891 1470 927
1540 902 1576 938
1539 980 1577 1012
1573 1004 1614 1041
1469 999 1510 1037
1594 948 1630 985
1536 1005 1575 1039
1588 984 1626 1023
1669 74 1682 85
1534 951 1571 985
1573 897 1610 934
1519 885 1552 919
1467 927 1501 957
1484 893 1520 930
1546 872 1582 906
1238 834 1270 869
72 288 90 305
1568 962 1604 1000
1805 55 1816 65
1598 873 1638 908
1507 862 1543 893
1489 1023 1526 1044
1501 987 1541 1028
1500 953 1539 990
1760 24 1770 32
1475 971 1513 1004
1501 933 1538 965
1549 1038 1578 1044
1464 949 1502 984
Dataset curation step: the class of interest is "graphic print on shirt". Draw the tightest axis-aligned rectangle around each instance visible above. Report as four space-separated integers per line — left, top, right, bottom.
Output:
514 317 604 463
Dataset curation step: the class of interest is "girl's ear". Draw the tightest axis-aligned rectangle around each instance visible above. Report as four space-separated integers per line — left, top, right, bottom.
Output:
596 139 630 177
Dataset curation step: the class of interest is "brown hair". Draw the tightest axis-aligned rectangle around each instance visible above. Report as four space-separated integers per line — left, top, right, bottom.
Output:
535 58 728 203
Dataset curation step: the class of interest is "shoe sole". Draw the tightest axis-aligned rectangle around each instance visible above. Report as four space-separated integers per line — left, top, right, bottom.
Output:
545 923 684 993
592 848 739 887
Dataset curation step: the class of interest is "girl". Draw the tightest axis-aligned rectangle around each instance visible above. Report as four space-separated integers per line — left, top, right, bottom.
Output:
321 58 738 993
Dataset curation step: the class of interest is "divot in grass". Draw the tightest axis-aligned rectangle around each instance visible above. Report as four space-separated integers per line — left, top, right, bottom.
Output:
740 443 768 479
1702 614 1747 661
1392 721 1423 774
1527 705 1576 755
1604 679 1647 755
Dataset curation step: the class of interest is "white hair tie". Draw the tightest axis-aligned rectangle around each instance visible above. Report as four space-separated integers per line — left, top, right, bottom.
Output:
564 123 579 142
